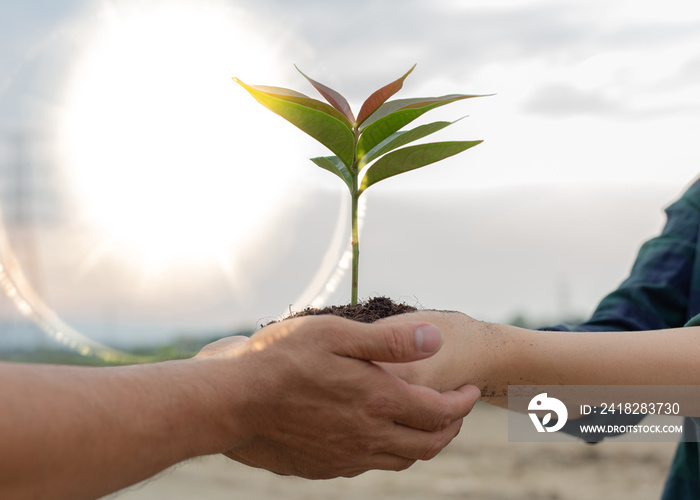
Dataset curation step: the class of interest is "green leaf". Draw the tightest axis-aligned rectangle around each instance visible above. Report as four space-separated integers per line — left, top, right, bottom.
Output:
359 119 463 168
359 140 483 193
295 66 355 124
234 78 356 167
355 65 416 127
251 85 310 99
310 156 353 190
234 79 354 129
356 94 480 158
360 94 487 130
359 97 422 129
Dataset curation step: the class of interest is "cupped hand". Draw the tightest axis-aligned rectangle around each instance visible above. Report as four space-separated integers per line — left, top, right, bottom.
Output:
196 315 480 479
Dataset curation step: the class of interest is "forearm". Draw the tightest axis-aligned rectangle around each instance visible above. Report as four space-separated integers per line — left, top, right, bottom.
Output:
0 359 235 500
511 326 698 386
476 324 700 414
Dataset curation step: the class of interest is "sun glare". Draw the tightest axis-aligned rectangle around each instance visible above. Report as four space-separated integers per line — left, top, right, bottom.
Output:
60 1 303 274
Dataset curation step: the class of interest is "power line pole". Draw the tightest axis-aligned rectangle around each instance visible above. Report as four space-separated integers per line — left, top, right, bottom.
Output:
9 131 46 299
0 130 47 351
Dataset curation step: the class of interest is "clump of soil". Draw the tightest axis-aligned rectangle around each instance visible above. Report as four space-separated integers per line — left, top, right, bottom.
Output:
271 296 417 325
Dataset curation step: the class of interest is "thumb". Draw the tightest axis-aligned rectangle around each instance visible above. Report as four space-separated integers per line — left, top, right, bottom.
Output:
333 321 444 363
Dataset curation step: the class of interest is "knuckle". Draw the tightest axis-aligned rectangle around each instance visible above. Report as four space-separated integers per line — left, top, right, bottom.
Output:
366 394 401 420
365 398 386 419
343 426 384 457
298 315 341 338
420 435 448 461
350 436 379 456
393 458 416 472
382 326 410 360
426 406 453 431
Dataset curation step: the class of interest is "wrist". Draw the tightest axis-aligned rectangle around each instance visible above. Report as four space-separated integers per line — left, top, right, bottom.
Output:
464 321 532 400
167 357 251 458
111 357 250 464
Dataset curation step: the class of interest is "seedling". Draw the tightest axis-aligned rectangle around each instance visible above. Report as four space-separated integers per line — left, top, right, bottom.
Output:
234 65 485 305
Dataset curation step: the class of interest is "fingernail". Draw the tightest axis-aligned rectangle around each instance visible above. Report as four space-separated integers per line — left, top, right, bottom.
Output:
415 324 443 353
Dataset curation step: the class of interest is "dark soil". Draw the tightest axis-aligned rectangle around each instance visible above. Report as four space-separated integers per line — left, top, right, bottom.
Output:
272 296 417 325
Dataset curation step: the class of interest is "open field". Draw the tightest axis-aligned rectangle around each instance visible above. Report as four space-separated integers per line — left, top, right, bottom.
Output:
104 403 677 500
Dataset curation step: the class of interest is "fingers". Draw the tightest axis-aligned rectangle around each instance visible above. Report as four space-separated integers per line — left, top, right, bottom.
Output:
392 384 481 432
328 318 445 363
223 449 258 469
376 418 465 464
351 383 477 464
341 454 417 477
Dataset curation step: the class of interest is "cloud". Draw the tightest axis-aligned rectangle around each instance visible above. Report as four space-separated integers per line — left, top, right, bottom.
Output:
521 83 623 118
678 55 700 81
200 1 692 138
602 20 700 51
227 0 603 95
521 82 700 120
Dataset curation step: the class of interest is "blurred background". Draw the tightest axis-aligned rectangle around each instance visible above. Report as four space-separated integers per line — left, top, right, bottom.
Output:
1 0 698 497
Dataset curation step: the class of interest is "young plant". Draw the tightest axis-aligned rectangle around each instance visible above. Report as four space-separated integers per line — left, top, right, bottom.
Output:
234 65 484 305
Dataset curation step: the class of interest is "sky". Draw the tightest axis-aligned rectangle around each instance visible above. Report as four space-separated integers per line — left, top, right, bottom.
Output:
0 0 699 348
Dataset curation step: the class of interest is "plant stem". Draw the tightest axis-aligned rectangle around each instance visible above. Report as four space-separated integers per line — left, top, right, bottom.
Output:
351 174 359 306
350 126 361 306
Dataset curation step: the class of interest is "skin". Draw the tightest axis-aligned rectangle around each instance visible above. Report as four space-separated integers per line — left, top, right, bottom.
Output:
378 310 700 411
0 315 480 500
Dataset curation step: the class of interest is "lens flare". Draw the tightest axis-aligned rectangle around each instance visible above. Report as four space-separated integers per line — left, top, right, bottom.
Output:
59 0 304 276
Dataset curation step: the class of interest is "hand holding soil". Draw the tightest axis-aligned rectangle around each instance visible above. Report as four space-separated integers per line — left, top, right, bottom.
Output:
195 315 481 479
375 310 513 406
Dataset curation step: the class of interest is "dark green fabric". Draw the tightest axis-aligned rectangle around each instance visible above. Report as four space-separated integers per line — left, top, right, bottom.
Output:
663 424 700 499
541 178 700 499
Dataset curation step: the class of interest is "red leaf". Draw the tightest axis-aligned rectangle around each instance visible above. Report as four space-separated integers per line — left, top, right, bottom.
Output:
356 64 416 126
295 66 355 124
